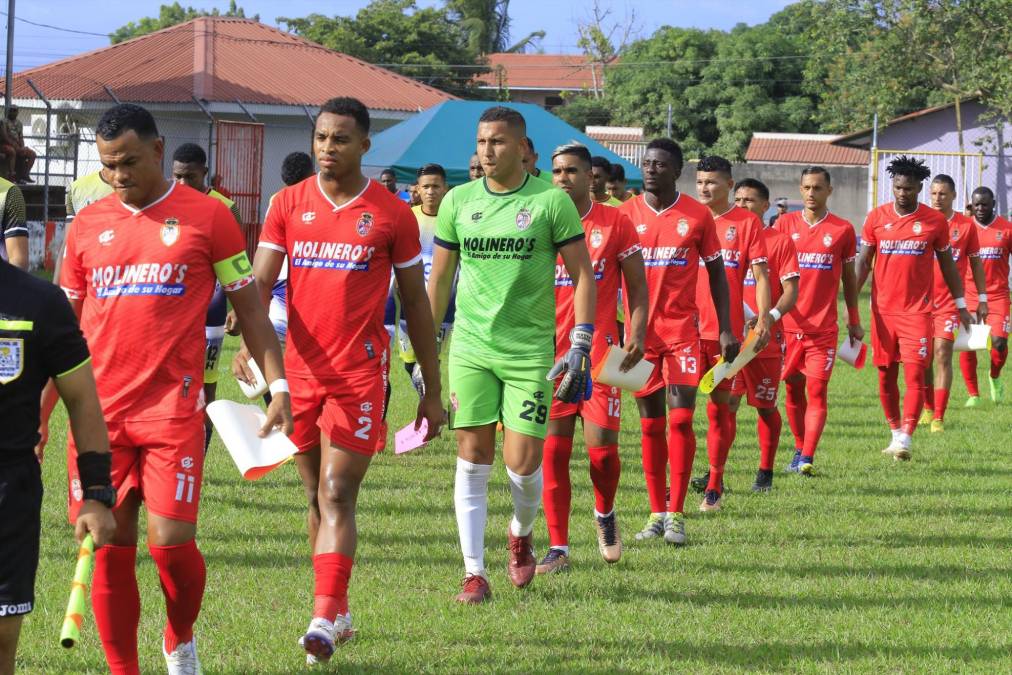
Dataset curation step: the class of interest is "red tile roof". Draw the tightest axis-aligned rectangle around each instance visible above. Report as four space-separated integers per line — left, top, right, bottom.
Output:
11 17 453 111
746 133 869 166
586 126 644 143
476 53 604 91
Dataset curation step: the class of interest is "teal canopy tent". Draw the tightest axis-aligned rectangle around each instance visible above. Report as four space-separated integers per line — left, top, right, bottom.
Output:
363 100 642 188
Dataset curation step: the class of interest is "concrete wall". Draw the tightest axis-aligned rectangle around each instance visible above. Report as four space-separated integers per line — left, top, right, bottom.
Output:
676 161 869 229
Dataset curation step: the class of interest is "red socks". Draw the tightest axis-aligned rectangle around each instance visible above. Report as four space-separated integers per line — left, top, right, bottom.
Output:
640 417 668 513
587 444 620 515
149 540 206 653
92 545 141 675
784 378 807 450
757 408 782 471
802 377 829 459
705 401 731 493
667 408 695 514
991 346 1008 379
901 362 926 436
878 363 901 429
313 552 354 621
933 387 950 421
542 434 574 547
960 351 979 396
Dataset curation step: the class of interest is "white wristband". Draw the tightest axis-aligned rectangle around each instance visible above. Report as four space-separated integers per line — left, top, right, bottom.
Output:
954 297 967 309
268 379 289 395
769 308 782 322
978 293 988 303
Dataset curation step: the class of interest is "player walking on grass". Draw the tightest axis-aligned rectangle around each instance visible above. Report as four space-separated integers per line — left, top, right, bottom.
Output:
239 97 444 663
48 103 291 675
856 156 972 461
535 143 647 574
959 187 1010 406
691 155 771 511
772 167 862 476
919 175 987 429
427 107 595 603
731 178 800 492
618 139 737 546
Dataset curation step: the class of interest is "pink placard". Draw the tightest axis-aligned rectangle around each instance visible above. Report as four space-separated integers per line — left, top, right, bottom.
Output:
395 419 429 454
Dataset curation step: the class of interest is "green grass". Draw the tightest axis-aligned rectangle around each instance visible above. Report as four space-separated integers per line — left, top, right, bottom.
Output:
16 315 1012 673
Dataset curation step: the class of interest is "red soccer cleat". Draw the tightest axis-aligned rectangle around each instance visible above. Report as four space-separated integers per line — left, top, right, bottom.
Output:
506 526 536 588
455 574 492 604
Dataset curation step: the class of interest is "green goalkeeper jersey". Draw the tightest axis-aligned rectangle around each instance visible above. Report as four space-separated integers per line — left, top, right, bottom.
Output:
434 174 584 359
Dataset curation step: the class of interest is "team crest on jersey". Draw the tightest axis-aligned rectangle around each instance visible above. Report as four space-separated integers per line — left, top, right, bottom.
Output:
590 229 603 248
160 219 180 246
356 212 374 237
677 218 689 237
725 225 737 241
913 222 922 235
823 234 832 247
951 228 959 240
996 231 1004 241
516 208 533 231
636 223 647 234
0 338 24 384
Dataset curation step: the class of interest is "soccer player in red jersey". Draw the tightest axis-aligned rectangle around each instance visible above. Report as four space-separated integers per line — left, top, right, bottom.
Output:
959 186 1011 406
619 139 738 546
732 178 800 492
773 167 862 476
535 144 648 573
240 98 443 663
856 156 973 461
920 175 987 429
50 104 291 674
692 155 771 511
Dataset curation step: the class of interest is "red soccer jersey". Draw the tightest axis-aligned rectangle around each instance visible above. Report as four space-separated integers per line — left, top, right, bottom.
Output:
259 176 421 378
554 202 641 361
694 205 768 340
969 215 1012 301
861 202 949 315
932 212 979 313
775 210 857 334
61 183 252 421
745 226 800 357
619 193 721 350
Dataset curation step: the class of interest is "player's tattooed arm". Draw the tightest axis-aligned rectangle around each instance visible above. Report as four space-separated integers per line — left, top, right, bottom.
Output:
968 256 988 324
559 238 597 328
750 261 772 351
619 250 648 372
935 248 974 330
428 245 459 330
233 248 285 382
855 244 875 292
842 259 864 344
705 256 740 363
396 260 445 442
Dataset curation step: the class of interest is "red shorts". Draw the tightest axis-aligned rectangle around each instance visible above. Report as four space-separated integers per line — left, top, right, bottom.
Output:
740 355 784 408
969 299 1010 340
635 339 701 397
700 339 744 395
550 381 622 431
932 310 960 341
67 415 205 524
871 311 931 366
289 369 389 455
782 331 838 381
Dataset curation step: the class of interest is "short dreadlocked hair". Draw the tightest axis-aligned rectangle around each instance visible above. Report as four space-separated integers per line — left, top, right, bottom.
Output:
886 155 931 182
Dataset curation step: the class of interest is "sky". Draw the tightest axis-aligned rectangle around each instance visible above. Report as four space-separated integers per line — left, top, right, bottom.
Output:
6 0 795 72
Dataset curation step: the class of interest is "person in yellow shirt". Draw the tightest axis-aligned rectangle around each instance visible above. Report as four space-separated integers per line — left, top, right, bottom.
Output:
591 157 624 206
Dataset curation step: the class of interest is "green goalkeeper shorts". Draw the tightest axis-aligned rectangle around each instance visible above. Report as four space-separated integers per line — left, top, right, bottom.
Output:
448 349 554 440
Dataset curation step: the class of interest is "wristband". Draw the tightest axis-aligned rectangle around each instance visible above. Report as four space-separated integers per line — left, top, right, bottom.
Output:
954 297 967 309
268 378 290 395
847 306 860 325
570 323 594 351
769 308 782 323
978 293 988 303
76 451 112 489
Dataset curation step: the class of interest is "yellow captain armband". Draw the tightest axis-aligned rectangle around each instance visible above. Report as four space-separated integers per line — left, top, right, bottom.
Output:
213 252 255 292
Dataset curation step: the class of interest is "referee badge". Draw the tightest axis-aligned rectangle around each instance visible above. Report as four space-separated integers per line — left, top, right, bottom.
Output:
160 218 180 246
0 338 24 384
516 208 532 231
677 219 689 237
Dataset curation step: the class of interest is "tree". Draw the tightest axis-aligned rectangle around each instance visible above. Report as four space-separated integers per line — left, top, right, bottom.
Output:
279 0 480 97
554 94 612 130
446 0 544 54
575 0 639 99
110 1 256 43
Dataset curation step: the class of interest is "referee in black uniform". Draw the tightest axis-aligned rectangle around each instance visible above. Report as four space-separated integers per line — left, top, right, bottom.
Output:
0 257 115 674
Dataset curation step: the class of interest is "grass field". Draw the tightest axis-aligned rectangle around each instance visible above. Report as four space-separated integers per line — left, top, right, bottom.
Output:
16 311 1012 673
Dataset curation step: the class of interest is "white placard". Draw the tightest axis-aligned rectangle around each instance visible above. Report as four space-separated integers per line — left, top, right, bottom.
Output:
206 400 297 480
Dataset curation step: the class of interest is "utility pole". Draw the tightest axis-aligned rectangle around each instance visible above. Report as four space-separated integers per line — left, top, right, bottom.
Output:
665 104 672 138
4 0 14 113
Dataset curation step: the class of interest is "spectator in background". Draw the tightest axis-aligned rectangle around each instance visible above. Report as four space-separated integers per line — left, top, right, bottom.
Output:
606 164 633 202
281 151 314 187
590 157 623 206
523 136 541 177
469 153 484 181
769 197 788 226
0 176 28 269
0 106 35 184
380 168 411 203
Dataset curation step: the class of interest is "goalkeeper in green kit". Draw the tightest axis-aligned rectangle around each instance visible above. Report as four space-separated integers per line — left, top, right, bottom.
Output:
427 107 596 604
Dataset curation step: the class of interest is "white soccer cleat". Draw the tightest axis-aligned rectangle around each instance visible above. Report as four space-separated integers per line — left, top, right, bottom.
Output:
882 433 911 461
163 636 202 675
299 615 355 663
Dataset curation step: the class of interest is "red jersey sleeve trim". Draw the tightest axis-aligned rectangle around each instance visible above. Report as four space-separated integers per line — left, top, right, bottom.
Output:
394 253 423 269
780 271 801 281
844 255 858 263
703 252 722 263
61 286 83 300
750 256 768 265
617 243 642 261
935 243 951 253
258 242 286 253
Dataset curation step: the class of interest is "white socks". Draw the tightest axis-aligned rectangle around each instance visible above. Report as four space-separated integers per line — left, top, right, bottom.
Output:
455 458 491 577
507 465 543 538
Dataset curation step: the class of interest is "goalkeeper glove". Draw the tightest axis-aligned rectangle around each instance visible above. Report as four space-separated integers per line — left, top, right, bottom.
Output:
547 323 594 404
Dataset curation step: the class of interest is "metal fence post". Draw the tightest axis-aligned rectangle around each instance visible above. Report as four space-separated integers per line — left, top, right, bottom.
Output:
25 78 51 221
